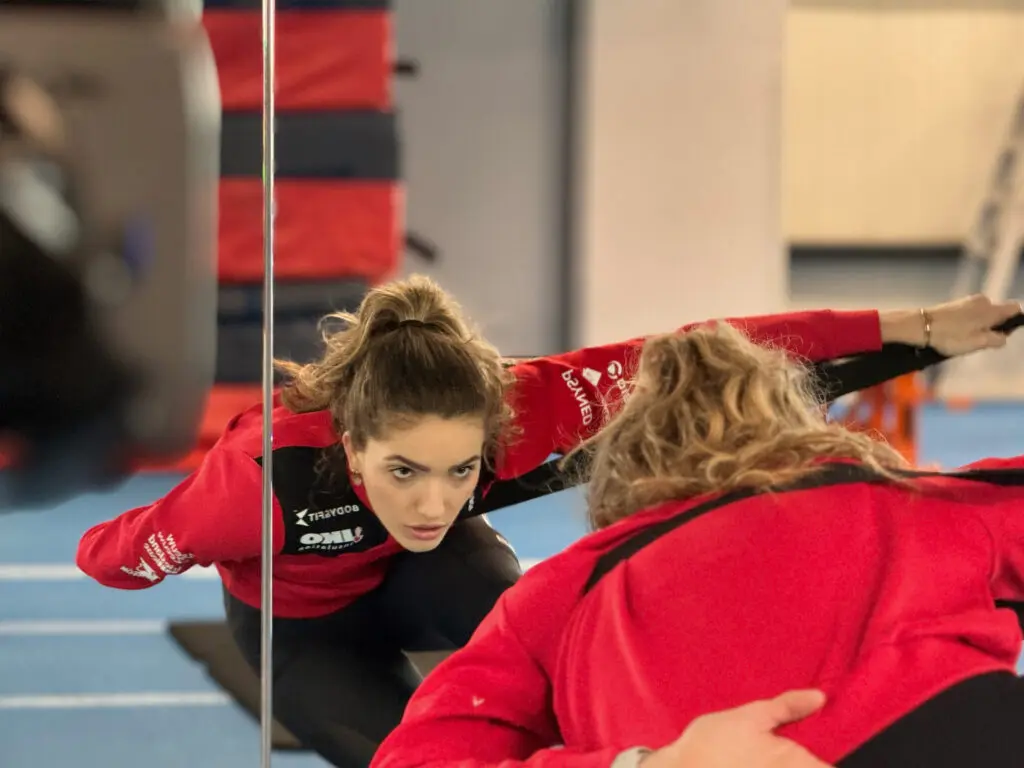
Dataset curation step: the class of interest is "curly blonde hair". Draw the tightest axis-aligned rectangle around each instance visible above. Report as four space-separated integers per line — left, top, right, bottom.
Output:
275 275 516 467
566 322 909 529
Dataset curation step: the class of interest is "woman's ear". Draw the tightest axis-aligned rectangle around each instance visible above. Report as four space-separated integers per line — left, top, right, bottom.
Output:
341 431 361 474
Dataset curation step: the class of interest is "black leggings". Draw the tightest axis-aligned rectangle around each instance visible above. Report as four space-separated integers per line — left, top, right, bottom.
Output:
838 671 1024 767
225 516 522 768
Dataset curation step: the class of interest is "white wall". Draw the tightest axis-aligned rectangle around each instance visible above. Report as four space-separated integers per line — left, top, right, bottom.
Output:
573 0 789 346
395 0 568 356
785 1 1024 244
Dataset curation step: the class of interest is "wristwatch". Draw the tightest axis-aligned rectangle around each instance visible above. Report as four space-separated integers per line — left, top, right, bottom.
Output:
610 746 653 768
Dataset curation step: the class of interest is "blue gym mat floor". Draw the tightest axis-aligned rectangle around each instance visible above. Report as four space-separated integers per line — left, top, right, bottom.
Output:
2 402 1024 767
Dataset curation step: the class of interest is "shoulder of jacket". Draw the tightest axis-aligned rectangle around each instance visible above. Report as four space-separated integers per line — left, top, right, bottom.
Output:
216 406 337 459
503 546 595 627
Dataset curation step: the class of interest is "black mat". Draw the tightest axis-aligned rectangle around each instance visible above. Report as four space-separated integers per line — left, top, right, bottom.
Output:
167 620 452 751
168 621 305 750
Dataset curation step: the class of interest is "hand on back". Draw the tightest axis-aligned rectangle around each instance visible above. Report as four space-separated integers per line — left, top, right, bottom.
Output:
641 690 833 768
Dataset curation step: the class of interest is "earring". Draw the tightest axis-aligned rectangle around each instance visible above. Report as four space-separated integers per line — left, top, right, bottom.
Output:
352 471 363 486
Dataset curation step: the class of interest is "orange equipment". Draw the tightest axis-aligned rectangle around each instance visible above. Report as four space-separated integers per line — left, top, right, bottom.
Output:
833 373 928 465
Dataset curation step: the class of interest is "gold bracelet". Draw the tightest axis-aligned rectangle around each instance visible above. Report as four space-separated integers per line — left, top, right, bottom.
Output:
919 307 932 348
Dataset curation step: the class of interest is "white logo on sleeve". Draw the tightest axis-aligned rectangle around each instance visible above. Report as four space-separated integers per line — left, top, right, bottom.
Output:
121 558 159 582
295 509 309 527
560 370 594 426
581 367 602 386
120 532 194 582
606 360 629 393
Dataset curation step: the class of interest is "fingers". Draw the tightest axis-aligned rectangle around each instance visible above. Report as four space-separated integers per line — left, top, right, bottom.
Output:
991 299 1024 324
738 689 827 731
982 331 1010 349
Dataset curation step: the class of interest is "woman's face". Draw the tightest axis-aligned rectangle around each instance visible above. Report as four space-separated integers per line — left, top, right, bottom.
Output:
343 414 485 552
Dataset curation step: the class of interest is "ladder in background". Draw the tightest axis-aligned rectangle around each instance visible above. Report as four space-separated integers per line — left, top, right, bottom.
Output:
935 88 1024 399
952 87 1024 301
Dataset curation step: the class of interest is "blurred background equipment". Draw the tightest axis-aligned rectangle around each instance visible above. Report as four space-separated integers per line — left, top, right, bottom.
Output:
0 0 220 508
204 0 400 386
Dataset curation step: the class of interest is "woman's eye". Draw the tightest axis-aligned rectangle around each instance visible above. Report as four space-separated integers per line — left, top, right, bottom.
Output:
390 467 415 481
452 465 476 479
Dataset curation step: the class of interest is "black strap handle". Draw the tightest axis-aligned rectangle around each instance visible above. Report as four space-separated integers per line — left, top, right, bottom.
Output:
394 59 420 78
813 313 1024 401
583 460 1024 594
405 232 439 263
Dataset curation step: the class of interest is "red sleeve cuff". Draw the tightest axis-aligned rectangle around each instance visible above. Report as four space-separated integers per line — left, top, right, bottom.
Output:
824 309 883 358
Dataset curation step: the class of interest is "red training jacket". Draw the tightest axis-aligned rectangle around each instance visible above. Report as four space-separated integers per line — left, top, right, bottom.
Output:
76 310 881 618
371 457 1024 768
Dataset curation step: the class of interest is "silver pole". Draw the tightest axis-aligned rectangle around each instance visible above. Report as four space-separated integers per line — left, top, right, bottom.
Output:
259 0 276 765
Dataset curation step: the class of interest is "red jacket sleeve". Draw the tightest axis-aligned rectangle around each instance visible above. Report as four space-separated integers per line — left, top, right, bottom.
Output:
498 309 882 478
76 446 274 589
686 309 882 362
372 596 620 768
954 455 1024 602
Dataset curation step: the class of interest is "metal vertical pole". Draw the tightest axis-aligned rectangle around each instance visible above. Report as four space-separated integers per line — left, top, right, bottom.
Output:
259 0 277 765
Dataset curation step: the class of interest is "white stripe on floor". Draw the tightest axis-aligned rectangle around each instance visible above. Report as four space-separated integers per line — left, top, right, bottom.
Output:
0 619 166 636
0 558 541 582
0 563 219 580
0 692 231 710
